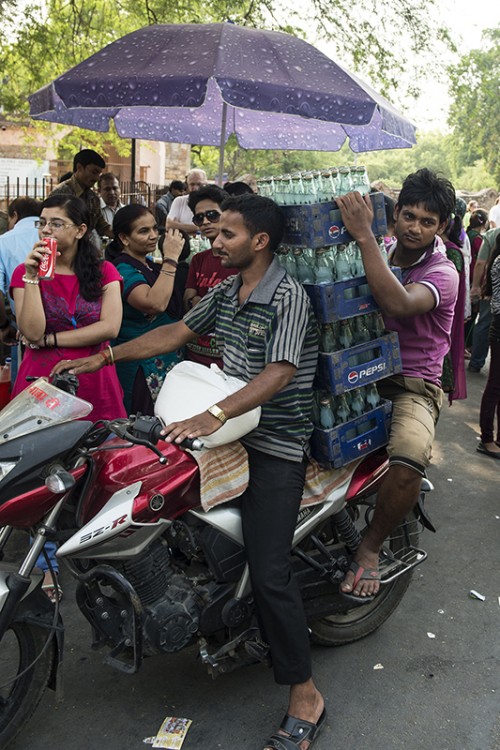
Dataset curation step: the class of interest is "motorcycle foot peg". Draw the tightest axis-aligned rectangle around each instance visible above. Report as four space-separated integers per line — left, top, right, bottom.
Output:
244 638 271 665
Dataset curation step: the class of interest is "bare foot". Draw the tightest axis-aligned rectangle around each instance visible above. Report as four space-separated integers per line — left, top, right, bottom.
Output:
340 546 380 597
41 571 62 604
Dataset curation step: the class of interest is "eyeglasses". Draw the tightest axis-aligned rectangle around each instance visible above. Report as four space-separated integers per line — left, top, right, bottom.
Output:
192 210 221 227
35 219 77 231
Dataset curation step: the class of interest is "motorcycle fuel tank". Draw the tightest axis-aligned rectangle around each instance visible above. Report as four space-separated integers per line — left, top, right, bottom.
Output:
78 438 200 526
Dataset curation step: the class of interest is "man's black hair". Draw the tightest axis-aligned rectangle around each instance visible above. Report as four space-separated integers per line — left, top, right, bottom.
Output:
73 149 106 171
397 168 456 224
8 197 42 220
220 194 285 252
188 185 227 213
223 181 254 196
170 180 186 192
98 172 119 188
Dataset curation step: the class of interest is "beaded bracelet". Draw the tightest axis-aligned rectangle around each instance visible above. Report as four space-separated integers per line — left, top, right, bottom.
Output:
22 274 39 285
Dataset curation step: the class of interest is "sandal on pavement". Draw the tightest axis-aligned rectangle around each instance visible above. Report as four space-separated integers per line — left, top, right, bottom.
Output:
42 581 63 604
476 442 500 460
263 708 327 750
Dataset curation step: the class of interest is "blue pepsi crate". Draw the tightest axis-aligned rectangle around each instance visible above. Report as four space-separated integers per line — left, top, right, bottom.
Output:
303 267 402 323
282 192 387 248
316 332 402 394
310 399 392 469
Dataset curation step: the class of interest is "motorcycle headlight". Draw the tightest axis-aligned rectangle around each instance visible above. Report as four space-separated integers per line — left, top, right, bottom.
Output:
0 461 17 481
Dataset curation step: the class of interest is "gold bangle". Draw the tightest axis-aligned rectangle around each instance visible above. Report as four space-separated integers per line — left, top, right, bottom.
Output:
22 274 40 285
159 269 176 277
107 345 115 364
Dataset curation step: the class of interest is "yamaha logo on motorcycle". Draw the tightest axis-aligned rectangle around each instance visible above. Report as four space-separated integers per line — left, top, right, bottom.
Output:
0 375 433 748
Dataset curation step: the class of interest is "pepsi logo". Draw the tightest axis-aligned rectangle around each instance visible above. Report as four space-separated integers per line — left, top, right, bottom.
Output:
328 224 341 239
347 371 358 384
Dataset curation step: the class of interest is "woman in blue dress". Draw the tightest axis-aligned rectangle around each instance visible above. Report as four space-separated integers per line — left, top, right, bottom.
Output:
111 204 189 414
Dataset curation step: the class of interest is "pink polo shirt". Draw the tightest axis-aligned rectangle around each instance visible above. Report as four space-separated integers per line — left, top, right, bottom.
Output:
384 240 459 386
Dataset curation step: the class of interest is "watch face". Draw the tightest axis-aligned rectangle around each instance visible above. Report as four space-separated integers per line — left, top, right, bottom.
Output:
209 405 226 423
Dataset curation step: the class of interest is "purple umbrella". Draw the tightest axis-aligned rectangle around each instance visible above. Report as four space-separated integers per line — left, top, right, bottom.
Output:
29 23 416 181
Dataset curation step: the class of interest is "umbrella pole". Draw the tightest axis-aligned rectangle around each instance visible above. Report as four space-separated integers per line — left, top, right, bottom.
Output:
217 103 228 186
131 138 136 184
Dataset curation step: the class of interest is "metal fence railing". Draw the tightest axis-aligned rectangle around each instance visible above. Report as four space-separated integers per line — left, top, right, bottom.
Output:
0 178 165 211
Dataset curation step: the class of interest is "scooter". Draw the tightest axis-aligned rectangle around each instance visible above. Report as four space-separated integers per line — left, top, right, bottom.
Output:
0 373 433 748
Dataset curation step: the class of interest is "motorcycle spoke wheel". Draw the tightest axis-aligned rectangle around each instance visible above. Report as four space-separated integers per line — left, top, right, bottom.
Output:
0 621 54 748
310 499 420 646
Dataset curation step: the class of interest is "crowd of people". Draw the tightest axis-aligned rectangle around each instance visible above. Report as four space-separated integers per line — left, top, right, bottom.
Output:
1 148 500 750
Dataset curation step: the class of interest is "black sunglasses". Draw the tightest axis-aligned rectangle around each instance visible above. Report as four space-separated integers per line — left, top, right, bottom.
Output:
192 209 221 227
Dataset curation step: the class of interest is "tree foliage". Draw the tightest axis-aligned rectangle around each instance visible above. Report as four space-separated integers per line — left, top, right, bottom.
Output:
1 0 451 116
192 129 496 192
448 28 500 184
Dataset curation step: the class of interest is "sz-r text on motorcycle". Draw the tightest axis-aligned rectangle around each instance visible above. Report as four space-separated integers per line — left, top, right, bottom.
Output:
0 374 434 748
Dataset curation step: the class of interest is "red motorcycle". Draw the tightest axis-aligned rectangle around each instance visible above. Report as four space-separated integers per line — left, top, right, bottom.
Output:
0 374 432 748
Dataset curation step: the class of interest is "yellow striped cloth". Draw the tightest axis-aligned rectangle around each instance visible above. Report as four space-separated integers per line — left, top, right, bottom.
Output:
191 442 361 511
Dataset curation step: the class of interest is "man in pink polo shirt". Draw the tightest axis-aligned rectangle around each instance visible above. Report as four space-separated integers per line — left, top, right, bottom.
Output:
337 168 459 597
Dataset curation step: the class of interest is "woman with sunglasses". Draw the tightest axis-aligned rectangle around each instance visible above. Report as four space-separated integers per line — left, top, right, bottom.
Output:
10 194 126 601
183 185 236 368
111 204 190 414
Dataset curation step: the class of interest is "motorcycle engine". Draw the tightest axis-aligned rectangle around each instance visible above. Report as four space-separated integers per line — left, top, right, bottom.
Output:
105 539 205 654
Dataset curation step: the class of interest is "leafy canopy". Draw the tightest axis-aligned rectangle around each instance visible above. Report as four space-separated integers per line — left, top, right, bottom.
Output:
448 28 500 184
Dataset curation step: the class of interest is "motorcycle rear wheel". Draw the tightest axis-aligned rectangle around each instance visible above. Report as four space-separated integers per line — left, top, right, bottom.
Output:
0 620 54 749
310 500 420 646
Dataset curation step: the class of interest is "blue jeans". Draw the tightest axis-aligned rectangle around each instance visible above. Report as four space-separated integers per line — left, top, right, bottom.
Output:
470 300 492 370
35 541 59 574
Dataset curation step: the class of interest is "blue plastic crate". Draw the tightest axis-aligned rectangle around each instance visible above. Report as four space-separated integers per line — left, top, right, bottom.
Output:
282 192 387 248
316 332 402 394
310 399 392 469
303 267 402 323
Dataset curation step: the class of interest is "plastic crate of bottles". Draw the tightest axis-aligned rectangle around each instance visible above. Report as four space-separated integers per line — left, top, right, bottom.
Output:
282 192 387 248
303 267 402 323
316 331 402 394
310 398 392 469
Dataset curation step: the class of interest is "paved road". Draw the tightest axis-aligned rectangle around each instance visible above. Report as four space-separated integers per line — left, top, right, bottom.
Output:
4 367 500 750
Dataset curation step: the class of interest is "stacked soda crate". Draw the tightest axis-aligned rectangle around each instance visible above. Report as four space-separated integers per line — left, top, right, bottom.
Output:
266 167 402 469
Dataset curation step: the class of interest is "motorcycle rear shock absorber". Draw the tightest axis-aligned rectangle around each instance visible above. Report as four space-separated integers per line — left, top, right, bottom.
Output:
331 509 363 554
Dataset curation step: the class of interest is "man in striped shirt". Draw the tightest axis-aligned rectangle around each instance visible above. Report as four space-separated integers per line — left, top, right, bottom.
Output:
56 193 325 748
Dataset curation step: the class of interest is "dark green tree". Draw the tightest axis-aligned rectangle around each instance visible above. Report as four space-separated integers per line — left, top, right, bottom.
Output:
448 28 500 184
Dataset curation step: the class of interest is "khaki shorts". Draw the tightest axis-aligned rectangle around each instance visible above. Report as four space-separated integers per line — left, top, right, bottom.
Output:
377 375 443 475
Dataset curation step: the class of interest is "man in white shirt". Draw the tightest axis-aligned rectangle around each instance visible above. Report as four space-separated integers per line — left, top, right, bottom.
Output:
98 173 125 226
489 197 500 228
166 169 207 235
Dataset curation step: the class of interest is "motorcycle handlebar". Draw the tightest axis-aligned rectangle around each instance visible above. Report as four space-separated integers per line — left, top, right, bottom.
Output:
124 415 204 452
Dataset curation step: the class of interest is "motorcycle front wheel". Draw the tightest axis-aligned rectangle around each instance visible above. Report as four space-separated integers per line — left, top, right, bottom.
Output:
0 619 55 748
309 498 420 646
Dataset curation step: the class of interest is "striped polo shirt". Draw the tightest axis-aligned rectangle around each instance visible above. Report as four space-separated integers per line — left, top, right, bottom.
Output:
184 256 319 462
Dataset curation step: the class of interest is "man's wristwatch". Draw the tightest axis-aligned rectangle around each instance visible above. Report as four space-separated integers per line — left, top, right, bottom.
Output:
207 404 227 425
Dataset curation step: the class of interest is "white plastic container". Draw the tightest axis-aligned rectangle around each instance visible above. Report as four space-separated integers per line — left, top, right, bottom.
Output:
155 362 261 448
